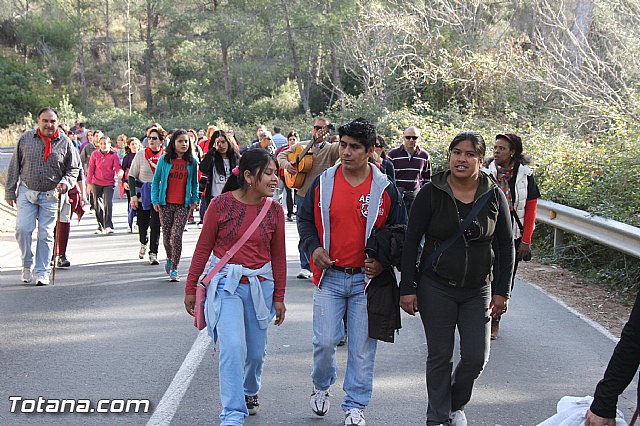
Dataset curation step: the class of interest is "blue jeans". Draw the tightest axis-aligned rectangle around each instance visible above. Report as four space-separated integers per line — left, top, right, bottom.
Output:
210 278 274 426
311 268 378 411
294 194 310 270
15 184 58 276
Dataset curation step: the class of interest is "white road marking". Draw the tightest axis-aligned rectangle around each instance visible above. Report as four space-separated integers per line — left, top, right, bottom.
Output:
146 329 212 426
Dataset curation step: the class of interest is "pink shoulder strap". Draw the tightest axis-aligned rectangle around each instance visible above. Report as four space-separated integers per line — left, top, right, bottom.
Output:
200 197 273 287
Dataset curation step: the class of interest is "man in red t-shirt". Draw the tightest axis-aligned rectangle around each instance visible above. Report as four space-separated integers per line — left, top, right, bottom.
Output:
297 118 407 426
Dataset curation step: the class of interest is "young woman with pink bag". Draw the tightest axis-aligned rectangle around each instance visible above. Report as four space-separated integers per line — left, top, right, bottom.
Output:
184 148 287 425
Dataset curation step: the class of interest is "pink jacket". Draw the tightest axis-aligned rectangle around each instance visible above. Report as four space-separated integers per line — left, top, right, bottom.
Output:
87 149 123 186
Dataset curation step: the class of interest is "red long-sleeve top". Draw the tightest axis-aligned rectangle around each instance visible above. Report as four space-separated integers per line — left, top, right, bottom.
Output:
185 192 287 302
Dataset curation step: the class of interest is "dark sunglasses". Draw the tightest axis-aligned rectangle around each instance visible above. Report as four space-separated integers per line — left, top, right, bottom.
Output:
374 144 384 148
404 135 418 140
313 125 324 130
148 136 160 140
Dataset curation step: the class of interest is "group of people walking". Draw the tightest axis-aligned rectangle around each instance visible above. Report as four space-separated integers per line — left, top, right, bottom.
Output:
7 108 635 426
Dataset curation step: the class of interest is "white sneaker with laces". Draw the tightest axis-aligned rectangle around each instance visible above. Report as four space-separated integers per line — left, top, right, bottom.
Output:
104 227 114 234
344 408 366 426
21 268 32 283
310 387 330 416
139 244 147 259
35 274 50 286
451 409 467 426
297 268 312 279
149 253 159 265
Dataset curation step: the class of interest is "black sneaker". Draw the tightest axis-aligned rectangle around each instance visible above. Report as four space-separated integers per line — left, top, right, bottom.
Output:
245 395 259 415
56 255 71 268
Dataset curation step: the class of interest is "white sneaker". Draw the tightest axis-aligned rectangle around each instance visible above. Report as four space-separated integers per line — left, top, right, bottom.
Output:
139 244 147 259
310 387 330 416
149 253 159 265
104 227 114 234
21 268 32 283
35 274 50 286
297 268 312 279
94 228 103 235
451 410 467 426
344 408 366 426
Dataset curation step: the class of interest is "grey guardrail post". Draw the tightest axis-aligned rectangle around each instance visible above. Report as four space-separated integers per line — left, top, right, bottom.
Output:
536 199 640 259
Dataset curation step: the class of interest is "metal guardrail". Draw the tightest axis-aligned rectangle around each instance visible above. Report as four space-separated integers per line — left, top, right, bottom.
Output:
536 199 640 258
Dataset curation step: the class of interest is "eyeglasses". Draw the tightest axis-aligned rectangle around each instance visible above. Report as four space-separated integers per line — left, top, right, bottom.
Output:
404 135 419 140
374 144 384 148
148 136 160 141
262 138 272 141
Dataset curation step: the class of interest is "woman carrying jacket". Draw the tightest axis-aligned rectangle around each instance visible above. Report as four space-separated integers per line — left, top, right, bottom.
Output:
400 131 514 426
484 133 541 339
151 129 199 282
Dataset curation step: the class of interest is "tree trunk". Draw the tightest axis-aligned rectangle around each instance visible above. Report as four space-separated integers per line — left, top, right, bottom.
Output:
281 0 310 115
221 41 232 98
105 0 118 107
76 0 87 112
144 0 154 110
329 41 342 105
570 0 594 67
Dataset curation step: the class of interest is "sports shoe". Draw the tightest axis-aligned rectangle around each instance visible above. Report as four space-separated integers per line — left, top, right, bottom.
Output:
21 268 32 283
451 409 467 426
149 253 159 265
297 268 313 279
133 224 138 232
169 270 179 282
286 215 294 222
344 408 365 425
94 228 103 235
310 388 330 416
56 255 71 268
35 274 50 286
245 394 259 415
491 317 500 340
103 227 114 234
139 244 147 259
165 259 172 275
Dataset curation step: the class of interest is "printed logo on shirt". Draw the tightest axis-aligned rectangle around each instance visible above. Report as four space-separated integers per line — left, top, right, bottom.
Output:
358 194 384 218
171 162 188 179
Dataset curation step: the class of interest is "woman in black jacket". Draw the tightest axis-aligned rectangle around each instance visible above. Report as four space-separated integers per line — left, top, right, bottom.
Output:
198 130 239 224
399 131 515 426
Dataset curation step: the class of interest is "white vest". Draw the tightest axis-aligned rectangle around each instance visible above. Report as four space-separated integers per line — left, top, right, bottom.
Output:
484 161 532 239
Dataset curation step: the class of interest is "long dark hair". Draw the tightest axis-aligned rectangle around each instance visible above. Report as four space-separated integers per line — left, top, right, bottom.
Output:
449 131 486 158
211 130 239 177
164 129 195 164
222 148 276 193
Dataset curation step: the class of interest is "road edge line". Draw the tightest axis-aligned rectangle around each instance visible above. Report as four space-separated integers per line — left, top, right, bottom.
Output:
527 281 619 343
146 329 212 426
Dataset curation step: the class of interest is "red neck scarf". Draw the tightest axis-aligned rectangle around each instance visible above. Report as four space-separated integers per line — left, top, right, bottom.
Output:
37 128 59 163
144 146 164 173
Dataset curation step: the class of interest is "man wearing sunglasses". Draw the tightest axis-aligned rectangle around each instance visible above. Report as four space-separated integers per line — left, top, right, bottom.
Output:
387 126 432 212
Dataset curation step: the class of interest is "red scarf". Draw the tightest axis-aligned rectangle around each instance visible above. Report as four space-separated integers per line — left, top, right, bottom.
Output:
495 163 515 211
144 146 164 173
37 128 59 163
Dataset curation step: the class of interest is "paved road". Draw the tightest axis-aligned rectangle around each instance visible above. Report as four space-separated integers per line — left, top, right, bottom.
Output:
0 146 14 173
0 199 637 425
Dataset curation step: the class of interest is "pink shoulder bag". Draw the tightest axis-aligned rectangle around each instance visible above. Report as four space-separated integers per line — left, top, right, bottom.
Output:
194 197 273 330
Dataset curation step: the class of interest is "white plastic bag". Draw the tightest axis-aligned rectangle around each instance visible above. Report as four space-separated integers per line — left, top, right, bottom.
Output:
537 396 627 426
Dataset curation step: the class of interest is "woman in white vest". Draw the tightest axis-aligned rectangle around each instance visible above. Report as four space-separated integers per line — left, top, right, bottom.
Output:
485 133 541 339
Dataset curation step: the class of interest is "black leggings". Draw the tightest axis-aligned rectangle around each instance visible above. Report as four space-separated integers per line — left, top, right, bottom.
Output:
136 207 160 254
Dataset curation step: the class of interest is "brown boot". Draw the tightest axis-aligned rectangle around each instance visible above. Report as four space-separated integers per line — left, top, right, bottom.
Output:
491 317 500 340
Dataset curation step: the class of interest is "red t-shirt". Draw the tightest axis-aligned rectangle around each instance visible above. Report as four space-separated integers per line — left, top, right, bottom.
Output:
166 159 188 204
326 166 391 267
185 192 287 301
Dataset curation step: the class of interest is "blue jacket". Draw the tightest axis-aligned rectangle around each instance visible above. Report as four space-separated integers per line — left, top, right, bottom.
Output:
151 154 200 206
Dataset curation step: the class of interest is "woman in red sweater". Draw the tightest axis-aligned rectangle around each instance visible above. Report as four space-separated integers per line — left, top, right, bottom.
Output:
185 148 286 425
